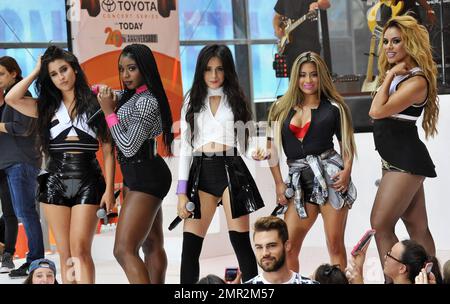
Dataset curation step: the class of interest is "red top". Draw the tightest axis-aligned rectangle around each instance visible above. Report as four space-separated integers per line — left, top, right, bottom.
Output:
289 122 311 140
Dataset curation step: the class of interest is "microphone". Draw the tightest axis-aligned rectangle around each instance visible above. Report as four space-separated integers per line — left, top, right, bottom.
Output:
168 201 195 231
86 107 103 124
96 189 121 225
97 208 109 225
270 185 294 216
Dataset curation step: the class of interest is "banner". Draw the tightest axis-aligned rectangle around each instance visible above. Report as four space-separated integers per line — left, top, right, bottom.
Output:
69 0 183 147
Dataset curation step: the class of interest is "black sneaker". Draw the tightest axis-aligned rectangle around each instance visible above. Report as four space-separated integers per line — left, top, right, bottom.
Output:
8 262 30 279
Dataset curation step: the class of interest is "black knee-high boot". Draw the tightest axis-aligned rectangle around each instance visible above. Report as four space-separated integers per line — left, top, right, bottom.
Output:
180 232 204 284
229 230 258 282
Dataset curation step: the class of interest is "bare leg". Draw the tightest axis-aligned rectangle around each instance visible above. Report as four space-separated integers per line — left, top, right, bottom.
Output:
113 191 162 284
69 204 99 283
320 203 349 269
41 203 72 284
283 201 319 272
142 208 167 284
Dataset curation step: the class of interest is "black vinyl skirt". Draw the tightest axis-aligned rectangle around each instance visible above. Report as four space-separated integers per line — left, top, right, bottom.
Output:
187 150 264 219
37 152 106 207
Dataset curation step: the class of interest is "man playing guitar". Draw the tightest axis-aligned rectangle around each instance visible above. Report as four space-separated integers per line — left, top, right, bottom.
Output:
273 0 330 76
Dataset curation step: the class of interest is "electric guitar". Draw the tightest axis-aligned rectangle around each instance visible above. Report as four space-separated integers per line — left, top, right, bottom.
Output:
277 10 318 54
361 26 383 92
367 0 404 33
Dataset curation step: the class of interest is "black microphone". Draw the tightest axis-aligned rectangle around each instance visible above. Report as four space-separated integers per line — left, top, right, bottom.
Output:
96 189 121 224
168 201 195 231
270 186 294 216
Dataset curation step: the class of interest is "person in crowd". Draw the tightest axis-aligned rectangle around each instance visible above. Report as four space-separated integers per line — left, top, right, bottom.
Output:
369 16 439 280
0 55 44 278
443 260 450 284
347 239 436 284
5 46 116 283
273 0 330 75
262 51 356 271
176 44 264 284
246 216 318 284
97 44 173 284
23 258 58 284
313 263 349 284
0 56 30 274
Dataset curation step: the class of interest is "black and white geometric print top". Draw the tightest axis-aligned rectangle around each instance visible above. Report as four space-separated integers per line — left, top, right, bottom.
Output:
245 272 319 284
109 88 162 158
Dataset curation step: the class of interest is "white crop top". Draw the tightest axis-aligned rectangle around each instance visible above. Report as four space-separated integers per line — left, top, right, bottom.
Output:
178 87 236 181
50 101 96 140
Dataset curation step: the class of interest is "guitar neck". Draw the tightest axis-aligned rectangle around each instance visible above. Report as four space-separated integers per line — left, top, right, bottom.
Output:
285 14 308 34
366 34 377 81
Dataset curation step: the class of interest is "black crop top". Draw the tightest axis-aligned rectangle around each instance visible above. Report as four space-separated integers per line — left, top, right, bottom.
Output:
281 99 342 160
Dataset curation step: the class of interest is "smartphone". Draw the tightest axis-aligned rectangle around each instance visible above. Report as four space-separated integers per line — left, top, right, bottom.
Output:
425 262 433 274
224 267 238 282
351 229 376 256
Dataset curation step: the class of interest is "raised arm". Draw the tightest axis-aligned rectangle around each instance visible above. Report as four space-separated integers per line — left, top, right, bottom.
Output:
369 64 428 119
4 58 41 118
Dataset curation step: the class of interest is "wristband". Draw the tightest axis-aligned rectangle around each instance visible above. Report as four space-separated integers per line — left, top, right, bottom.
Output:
105 113 119 128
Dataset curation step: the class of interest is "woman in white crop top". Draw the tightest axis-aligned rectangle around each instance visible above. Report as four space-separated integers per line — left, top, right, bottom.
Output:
5 46 116 284
176 44 264 283
368 16 439 282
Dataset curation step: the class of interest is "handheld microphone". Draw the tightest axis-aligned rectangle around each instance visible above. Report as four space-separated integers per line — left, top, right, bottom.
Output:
87 107 103 124
96 189 121 225
270 184 294 216
168 201 195 231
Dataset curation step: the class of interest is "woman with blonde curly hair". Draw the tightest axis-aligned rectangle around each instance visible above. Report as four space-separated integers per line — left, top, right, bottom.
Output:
263 51 357 271
369 15 439 277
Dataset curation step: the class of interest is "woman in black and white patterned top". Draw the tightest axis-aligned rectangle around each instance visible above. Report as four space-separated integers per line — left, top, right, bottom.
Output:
97 44 174 284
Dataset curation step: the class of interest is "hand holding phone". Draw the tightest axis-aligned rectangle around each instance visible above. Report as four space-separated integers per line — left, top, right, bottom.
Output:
425 262 433 274
351 229 376 256
224 267 238 282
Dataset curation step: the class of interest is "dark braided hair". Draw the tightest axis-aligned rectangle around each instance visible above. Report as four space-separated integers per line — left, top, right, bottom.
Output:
35 46 109 156
118 44 174 154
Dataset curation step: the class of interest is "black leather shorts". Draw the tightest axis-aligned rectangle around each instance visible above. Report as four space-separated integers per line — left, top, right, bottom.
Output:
37 153 106 207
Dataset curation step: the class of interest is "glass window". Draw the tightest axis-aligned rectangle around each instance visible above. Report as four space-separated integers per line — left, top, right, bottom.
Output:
248 0 277 39
0 0 67 43
0 48 47 91
251 44 288 102
179 0 234 41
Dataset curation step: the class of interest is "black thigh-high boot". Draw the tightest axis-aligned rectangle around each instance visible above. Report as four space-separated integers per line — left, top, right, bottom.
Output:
229 230 258 282
180 232 204 284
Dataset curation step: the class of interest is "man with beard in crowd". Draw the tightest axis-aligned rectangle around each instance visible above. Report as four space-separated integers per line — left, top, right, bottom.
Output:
245 216 318 284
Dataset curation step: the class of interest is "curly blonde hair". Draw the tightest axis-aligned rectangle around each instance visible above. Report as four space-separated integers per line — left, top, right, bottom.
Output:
377 15 439 138
268 52 356 160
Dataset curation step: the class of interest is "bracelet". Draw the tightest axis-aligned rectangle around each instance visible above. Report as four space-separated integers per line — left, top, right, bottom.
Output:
176 180 188 195
105 113 119 128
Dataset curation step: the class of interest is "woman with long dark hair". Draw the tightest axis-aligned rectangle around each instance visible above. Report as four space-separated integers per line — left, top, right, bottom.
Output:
176 44 264 283
5 46 116 283
97 44 173 284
